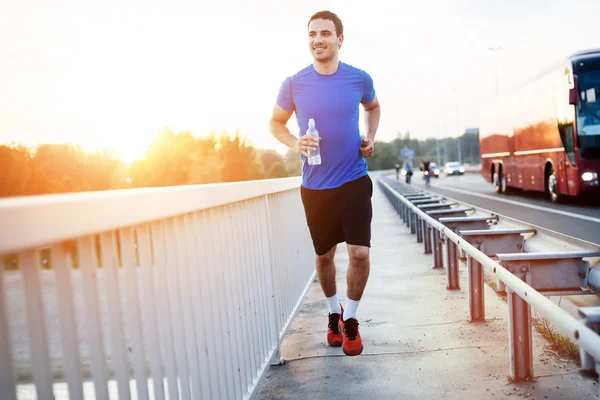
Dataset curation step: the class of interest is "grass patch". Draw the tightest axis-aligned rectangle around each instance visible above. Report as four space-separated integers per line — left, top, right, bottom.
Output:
472 260 579 363
533 315 580 362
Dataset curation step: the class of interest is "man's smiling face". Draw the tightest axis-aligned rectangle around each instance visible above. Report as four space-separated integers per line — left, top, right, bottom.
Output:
308 18 343 62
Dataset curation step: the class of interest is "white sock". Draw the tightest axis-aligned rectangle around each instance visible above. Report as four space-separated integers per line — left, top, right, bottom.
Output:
343 298 360 321
327 294 342 314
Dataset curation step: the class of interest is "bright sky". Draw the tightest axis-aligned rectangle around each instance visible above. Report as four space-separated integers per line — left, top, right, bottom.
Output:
1 0 599 162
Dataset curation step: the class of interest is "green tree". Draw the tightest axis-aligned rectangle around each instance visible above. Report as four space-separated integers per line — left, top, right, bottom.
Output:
266 161 288 179
367 141 401 170
29 144 87 194
129 128 199 188
218 131 263 183
186 133 222 185
0 144 32 197
83 148 126 191
0 126 480 197
283 148 302 176
257 149 286 177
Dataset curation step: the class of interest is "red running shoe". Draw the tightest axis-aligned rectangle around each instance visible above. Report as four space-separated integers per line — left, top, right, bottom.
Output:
327 305 343 347
340 310 363 356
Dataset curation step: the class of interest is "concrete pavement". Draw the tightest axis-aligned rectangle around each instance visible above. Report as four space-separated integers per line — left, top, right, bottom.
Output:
254 175 599 400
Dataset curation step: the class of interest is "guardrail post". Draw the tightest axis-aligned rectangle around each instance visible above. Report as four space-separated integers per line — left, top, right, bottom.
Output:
433 229 443 269
507 276 533 381
578 307 600 374
423 222 432 254
467 252 485 321
416 217 423 243
410 211 416 234
405 207 410 227
446 238 459 290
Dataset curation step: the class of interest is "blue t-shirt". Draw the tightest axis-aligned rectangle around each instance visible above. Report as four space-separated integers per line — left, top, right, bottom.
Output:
276 62 376 190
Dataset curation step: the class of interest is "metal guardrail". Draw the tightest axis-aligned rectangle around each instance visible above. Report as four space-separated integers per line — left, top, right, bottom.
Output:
378 176 600 386
0 177 313 400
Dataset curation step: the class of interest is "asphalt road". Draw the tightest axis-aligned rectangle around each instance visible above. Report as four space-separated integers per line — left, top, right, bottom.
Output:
402 172 600 245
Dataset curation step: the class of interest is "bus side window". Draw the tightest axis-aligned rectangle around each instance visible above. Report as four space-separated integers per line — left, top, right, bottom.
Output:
558 66 577 166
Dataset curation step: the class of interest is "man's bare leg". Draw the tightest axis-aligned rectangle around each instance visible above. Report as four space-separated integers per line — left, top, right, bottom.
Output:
316 245 341 314
345 244 370 320
339 244 369 356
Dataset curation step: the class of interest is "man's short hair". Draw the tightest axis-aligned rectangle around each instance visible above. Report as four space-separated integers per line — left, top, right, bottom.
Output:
308 10 343 37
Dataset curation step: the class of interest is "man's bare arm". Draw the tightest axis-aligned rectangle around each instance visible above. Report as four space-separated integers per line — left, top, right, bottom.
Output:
362 95 380 143
269 104 297 150
359 95 380 158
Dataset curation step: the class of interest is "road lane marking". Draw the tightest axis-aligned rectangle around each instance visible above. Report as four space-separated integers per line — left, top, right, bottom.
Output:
421 183 600 224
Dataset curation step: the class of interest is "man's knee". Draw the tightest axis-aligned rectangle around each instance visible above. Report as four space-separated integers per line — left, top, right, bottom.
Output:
348 245 370 264
316 245 337 266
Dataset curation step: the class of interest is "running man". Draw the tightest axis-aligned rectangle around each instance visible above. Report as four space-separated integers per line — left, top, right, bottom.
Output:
268 10 381 356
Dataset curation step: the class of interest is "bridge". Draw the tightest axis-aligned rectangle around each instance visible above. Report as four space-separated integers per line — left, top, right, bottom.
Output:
1 172 599 399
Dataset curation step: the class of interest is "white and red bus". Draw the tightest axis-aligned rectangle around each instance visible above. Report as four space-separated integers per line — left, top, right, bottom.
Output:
480 49 600 202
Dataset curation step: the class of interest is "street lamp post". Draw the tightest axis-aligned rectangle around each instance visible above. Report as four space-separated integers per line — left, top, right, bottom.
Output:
452 88 462 164
436 112 443 166
456 100 462 164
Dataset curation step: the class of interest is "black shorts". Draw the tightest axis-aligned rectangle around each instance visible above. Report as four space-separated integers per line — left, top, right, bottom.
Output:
300 174 373 256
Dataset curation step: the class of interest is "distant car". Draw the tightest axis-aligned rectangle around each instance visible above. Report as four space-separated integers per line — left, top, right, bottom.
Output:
444 162 465 176
430 162 440 178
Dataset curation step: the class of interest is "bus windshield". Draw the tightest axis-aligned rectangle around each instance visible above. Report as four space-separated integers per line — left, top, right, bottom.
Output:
577 69 600 158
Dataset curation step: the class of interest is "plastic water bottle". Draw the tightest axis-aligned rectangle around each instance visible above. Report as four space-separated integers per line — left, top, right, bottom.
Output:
306 118 321 165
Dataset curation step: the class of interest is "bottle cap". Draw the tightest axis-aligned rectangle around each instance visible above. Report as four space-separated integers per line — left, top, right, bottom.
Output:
308 118 315 129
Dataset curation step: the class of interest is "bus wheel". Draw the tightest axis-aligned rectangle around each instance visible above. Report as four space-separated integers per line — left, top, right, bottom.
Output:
495 167 506 194
546 166 560 203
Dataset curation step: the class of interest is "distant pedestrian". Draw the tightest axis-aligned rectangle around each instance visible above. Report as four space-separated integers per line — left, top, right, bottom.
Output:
405 161 413 184
422 158 431 187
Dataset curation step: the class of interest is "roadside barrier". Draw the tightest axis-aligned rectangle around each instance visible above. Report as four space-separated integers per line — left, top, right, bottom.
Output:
378 176 600 384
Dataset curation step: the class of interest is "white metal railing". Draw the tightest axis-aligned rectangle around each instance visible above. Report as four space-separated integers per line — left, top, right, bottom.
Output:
378 176 600 386
0 177 315 400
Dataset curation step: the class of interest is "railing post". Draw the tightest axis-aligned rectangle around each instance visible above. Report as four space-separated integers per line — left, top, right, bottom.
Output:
410 211 416 234
405 207 410 227
399 200 404 221
467 252 485 321
433 229 443 269
22 250 55 400
400 200 405 220
507 274 534 381
423 222 432 254
263 195 285 366
0 264 16 400
416 216 423 243
446 238 460 290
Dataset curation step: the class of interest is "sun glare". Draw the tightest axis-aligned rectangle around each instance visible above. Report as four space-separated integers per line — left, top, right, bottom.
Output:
3 1 599 166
